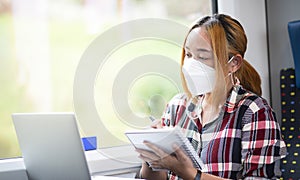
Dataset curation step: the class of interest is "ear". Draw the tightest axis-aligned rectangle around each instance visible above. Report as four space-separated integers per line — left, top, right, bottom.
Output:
228 54 243 73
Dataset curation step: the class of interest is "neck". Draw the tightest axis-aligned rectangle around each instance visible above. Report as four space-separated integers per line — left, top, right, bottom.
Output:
203 93 211 105
202 92 224 115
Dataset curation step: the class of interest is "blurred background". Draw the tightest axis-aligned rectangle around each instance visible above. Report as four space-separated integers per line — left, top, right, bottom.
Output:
0 0 211 159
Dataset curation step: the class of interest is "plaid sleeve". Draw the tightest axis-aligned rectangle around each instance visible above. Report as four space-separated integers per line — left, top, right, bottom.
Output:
161 93 187 127
241 96 287 178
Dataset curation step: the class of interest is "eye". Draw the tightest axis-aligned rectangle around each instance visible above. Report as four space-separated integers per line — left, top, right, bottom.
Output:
185 52 192 58
199 56 209 60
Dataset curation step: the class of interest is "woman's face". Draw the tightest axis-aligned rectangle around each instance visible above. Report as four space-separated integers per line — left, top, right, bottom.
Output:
184 27 214 68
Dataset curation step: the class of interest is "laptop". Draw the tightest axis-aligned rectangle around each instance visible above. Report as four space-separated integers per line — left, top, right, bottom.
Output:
12 112 92 180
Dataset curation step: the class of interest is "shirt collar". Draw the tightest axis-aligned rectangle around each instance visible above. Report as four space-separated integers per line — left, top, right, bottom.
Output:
224 85 248 113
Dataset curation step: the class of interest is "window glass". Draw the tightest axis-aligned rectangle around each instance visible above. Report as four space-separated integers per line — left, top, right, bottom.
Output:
0 0 211 159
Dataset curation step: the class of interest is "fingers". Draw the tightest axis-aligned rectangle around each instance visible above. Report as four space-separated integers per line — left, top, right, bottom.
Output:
136 141 178 171
135 148 164 170
138 153 154 163
148 161 165 170
136 148 160 161
172 144 188 161
144 141 168 159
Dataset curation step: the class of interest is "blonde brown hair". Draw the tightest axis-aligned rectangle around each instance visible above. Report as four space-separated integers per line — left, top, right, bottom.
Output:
181 14 262 111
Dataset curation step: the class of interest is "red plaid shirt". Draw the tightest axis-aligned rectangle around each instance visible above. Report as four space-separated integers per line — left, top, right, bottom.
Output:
161 85 286 179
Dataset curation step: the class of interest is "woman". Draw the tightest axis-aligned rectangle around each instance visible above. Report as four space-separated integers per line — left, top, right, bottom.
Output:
136 14 286 179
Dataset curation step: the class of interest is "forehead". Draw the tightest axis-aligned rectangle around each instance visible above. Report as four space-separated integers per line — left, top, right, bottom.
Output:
185 27 212 50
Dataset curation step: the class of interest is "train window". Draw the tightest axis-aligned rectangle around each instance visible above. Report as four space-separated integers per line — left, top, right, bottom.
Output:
0 0 212 159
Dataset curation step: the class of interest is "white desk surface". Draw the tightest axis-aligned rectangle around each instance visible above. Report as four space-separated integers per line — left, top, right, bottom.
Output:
92 175 143 180
0 145 142 180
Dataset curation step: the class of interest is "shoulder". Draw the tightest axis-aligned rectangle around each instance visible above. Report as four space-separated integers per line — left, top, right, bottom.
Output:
236 89 277 126
239 92 272 114
231 85 271 113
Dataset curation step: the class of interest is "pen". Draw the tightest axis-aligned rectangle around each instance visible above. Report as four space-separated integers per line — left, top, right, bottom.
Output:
148 115 156 122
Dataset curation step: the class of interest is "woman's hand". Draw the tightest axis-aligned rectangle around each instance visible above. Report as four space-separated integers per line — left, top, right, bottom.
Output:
150 118 163 129
136 141 198 180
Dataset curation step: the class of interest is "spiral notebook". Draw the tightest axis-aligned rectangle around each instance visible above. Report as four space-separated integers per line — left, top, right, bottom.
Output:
125 127 205 171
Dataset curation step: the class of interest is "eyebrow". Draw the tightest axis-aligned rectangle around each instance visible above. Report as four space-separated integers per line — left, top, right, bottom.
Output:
185 46 211 52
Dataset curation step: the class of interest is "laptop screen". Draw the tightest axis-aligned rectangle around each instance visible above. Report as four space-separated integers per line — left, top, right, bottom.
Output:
12 112 91 180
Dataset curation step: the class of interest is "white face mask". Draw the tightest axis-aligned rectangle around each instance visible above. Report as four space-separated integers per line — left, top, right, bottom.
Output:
182 58 215 96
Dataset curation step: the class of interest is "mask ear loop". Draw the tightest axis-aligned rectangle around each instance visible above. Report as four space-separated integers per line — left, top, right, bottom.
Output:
229 72 235 85
227 56 240 86
228 56 235 64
